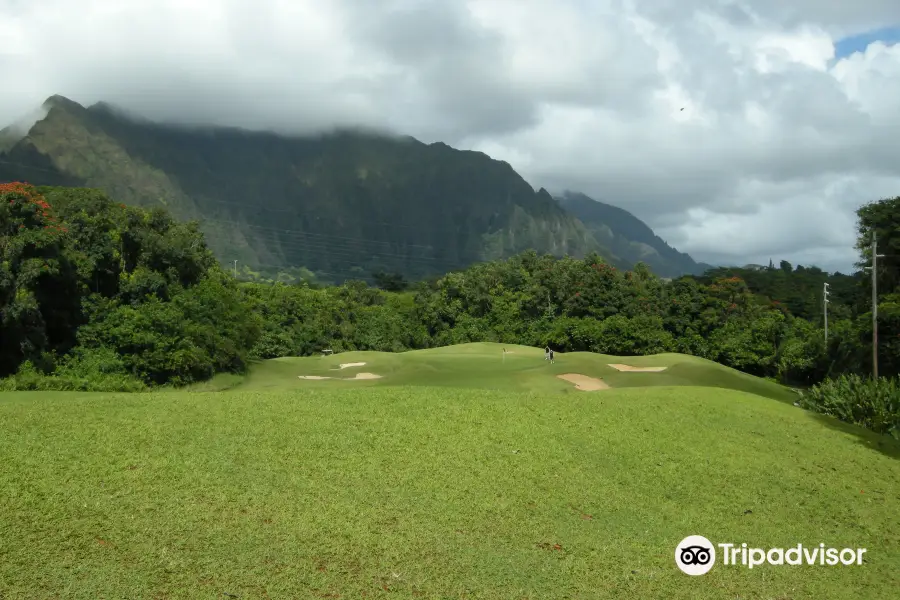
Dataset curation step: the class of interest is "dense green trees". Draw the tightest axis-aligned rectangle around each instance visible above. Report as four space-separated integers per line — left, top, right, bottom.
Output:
404 252 832 382
230 251 835 384
1 182 80 373
856 196 900 378
2 185 899 408
1 184 259 387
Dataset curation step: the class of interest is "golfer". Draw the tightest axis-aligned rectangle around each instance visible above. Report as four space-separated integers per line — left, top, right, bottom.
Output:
545 346 550 361
549 349 555 364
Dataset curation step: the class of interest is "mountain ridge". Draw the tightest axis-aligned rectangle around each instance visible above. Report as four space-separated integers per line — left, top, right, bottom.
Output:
556 191 712 277
0 95 710 281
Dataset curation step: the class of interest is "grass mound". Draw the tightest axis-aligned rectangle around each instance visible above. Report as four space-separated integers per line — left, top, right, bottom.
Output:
233 342 797 403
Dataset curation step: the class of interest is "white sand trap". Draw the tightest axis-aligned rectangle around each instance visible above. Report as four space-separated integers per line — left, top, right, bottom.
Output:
339 362 366 369
607 363 668 372
557 374 610 391
299 372 382 381
347 372 382 380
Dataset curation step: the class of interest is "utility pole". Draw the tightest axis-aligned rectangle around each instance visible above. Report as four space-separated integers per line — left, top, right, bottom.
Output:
546 292 553 318
864 233 885 379
233 259 238 278
823 282 829 343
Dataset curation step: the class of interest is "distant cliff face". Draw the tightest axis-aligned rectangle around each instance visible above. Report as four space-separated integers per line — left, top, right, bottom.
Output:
1 95 709 282
0 96 608 282
556 191 709 278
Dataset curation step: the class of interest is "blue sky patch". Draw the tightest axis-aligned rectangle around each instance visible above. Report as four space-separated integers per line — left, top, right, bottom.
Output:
834 26 900 59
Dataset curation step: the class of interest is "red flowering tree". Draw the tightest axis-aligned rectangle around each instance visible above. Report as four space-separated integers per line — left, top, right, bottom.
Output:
0 182 77 374
1 182 68 235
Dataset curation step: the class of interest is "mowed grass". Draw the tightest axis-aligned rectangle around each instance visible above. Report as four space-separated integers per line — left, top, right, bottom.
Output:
230 342 798 404
0 345 898 598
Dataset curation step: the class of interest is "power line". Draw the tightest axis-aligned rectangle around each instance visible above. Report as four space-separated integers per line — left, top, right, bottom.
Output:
200 218 473 271
228 260 381 282
226 255 457 285
178 194 502 234
0 159 511 237
201 218 437 251
216 231 463 270
0 158 64 176
14 156 896 290
0 162 469 276
0 162 479 271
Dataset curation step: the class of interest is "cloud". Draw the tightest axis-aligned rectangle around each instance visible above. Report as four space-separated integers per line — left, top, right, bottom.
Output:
1 0 900 272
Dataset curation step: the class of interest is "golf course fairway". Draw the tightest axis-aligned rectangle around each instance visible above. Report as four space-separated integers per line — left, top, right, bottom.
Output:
1 343 898 598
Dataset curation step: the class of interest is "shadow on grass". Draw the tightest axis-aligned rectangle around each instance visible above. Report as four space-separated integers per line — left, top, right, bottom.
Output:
802 410 900 461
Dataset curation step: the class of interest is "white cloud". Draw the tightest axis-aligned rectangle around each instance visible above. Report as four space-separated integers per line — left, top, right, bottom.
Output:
2 0 900 271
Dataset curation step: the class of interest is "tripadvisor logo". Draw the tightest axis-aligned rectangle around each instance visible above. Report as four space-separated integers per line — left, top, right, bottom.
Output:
675 536 867 575
675 535 716 575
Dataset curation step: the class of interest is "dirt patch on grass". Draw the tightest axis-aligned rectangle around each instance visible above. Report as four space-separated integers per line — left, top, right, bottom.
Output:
339 362 366 369
557 374 610 391
607 364 668 372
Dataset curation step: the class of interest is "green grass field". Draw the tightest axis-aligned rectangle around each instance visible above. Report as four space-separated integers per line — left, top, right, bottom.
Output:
1 343 898 598
219 343 798 403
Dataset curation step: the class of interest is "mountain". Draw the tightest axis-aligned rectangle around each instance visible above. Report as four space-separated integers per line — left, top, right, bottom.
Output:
0 95 707 282
1 95 617 282
555 191 712 278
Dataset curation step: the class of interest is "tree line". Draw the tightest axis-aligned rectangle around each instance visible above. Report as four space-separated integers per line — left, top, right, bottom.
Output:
1 184 897 436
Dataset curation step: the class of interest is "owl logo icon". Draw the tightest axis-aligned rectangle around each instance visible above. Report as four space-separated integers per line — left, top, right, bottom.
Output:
675 535 716 575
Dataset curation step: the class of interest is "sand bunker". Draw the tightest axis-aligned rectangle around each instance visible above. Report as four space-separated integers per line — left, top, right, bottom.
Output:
298 372 382 381
338 362 366 369
557 374 610 391
607 364 668 372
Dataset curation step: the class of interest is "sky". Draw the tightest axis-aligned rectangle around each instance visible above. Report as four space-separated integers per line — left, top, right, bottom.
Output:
2 0 900 272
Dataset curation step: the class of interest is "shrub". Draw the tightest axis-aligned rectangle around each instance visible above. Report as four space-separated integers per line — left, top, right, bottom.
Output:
798 375 899 439
0 357 147 392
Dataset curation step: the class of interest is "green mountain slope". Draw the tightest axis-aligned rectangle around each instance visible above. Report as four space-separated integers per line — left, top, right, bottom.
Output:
556 191 712 277
1 95 706 281
2 96 612 282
